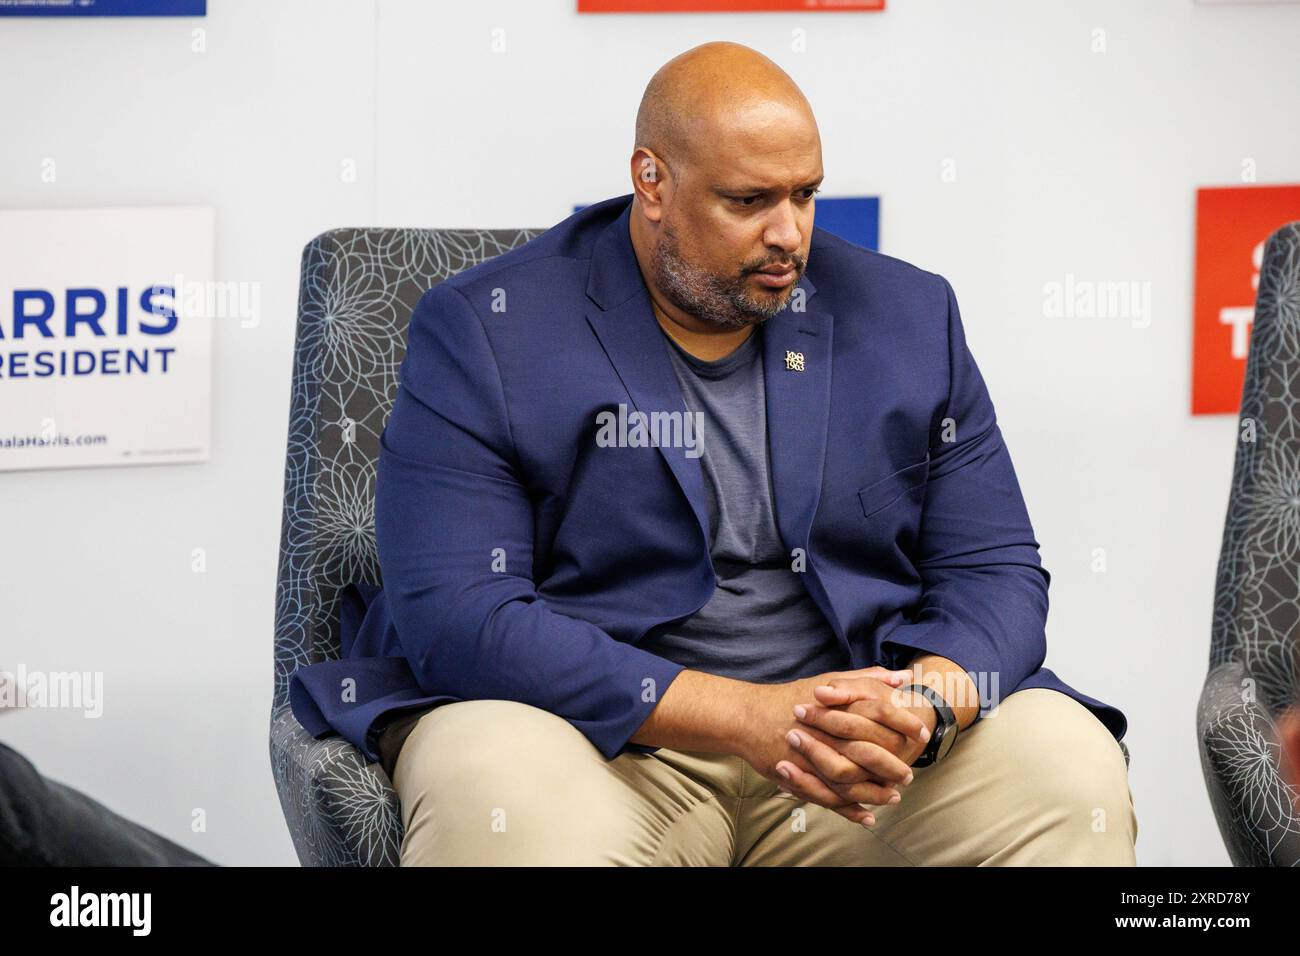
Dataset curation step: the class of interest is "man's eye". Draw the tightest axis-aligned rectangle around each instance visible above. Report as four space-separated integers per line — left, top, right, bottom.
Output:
730 189 818 206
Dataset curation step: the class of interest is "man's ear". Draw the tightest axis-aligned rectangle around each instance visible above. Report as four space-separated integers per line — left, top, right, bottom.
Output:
635 152 660 186
630 148 668 221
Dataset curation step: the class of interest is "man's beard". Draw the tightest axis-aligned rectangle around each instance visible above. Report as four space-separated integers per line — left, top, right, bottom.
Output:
651 221 802 330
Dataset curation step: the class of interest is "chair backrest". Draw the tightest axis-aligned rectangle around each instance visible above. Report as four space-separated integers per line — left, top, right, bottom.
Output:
273 226 544 713
1202 220 1300 865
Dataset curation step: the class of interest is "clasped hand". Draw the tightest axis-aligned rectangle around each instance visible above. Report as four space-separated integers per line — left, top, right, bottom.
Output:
743 667 936 827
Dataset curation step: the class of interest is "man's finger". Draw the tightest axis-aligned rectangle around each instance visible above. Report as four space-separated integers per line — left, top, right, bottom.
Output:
778 781 877 828
814 683 931 744
786 727 910 793
855 667 913 686
823 668 910 688
793 701 909 754
775 762 876 826
783 726 868 786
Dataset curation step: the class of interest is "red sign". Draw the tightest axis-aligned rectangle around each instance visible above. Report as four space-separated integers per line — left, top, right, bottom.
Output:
1192 184 1300 415
579 0 884 11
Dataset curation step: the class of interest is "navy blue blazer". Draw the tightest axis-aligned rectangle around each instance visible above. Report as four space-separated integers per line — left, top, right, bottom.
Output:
290 192 1127 764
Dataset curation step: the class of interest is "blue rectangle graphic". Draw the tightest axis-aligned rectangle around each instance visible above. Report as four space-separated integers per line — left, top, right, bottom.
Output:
812 196 879 251
0 0 205 16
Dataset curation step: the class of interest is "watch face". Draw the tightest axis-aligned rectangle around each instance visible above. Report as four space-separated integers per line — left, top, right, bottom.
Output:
909 685 957 765
936 726 957 760
933 717 961 761
915 720 944 767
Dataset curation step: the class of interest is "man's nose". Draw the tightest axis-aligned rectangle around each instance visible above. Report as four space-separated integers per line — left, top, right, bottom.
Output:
763 201 804 254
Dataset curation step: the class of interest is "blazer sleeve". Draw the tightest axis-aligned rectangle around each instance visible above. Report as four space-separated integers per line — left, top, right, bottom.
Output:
874 274 1050 718
375 282 687 760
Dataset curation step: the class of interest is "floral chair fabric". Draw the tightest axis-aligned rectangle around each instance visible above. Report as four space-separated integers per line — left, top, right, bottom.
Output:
1201 221 1300 867
270 226 543 866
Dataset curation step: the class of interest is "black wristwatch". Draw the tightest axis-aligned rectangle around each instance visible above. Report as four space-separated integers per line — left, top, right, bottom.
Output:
901 683 958 767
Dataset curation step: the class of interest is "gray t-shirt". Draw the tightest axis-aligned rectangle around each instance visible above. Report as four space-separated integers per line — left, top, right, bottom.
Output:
638 323 849 683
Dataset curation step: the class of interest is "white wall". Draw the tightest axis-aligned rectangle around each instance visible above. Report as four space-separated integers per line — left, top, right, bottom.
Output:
1 0 1296 866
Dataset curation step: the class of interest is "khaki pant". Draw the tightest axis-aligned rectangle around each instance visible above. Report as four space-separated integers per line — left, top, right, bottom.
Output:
391 686 1137 866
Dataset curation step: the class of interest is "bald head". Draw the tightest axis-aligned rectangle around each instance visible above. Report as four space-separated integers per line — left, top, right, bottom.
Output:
634 41 817 185
627 42 823 339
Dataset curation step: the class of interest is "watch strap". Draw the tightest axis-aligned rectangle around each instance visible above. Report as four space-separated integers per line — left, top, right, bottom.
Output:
901 682 957 767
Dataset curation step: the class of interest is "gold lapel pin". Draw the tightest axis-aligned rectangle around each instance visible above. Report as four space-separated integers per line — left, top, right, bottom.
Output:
785 350 805 372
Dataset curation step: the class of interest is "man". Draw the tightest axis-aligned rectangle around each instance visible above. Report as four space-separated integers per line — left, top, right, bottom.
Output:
1282 706 1300 813
291 41 1136 865
0 670 214 866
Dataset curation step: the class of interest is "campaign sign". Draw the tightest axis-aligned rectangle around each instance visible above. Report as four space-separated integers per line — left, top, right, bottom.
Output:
1192 185 1300 415
0 207 214 471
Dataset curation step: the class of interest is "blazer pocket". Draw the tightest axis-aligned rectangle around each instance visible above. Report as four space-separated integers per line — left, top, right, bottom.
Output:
857 456 930 519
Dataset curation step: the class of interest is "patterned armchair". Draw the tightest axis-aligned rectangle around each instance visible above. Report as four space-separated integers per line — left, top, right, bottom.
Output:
1200 220 1300 866
270 225 543 866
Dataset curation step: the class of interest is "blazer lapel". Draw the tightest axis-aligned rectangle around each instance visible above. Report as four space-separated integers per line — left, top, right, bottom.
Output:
762 278 833 554
584 199 712 545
